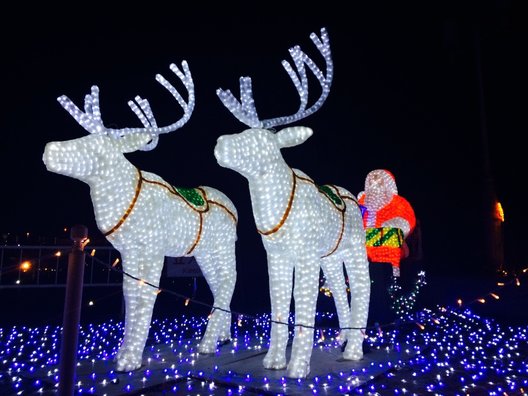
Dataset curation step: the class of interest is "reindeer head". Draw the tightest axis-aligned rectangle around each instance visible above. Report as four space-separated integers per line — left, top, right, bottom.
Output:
43 61 194 182
43 133 153 181
215 127 313 178
214 28 332 178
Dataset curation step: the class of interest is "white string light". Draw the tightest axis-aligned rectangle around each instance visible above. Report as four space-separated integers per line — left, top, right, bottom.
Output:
43 61 238 372
357 169 416 277
215 126 370 379
216 28 333 129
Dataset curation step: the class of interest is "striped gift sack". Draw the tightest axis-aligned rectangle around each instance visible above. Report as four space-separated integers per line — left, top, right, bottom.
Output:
365 227 404 248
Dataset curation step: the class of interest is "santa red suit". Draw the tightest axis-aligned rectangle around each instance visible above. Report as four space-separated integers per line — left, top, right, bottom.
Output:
358 169 416 276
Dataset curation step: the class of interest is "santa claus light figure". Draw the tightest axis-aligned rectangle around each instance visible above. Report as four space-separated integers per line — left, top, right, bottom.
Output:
358 169 416 277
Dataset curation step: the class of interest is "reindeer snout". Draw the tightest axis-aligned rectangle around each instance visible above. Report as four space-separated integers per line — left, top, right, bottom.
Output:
42 142 59 171
214 136 229 166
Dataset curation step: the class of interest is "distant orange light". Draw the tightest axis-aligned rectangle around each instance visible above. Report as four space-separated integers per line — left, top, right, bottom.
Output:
20 261 31 272
495 201 504 222
81 238 90 249
55 251 61 257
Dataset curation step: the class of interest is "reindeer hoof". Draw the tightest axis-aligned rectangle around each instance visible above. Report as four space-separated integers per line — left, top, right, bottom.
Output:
219 331 232 342
342 342 364 361
263 351 287 370
115 354 143 373
343 330 366 360
286 360 310 379
336 329 350 346
198 340 217 354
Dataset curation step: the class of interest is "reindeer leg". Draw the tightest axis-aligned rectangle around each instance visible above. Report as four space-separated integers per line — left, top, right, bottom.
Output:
115 249 144 365
115 257 139 365
342 247 370 361
263 253 293 370
195 253 220 354
287 255 319 379
195 243 236 353
116 249 164 372
321 257 352 346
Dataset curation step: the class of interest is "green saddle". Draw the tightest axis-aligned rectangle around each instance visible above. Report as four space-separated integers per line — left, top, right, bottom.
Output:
318 185 345 211
174 187 208 212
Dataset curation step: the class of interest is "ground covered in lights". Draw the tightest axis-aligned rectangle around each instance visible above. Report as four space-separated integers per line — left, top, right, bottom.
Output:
0 307 527 395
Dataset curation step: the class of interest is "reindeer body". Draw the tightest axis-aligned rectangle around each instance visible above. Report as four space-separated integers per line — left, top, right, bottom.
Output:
215 127 370 378
214 27 370 378
43 61 238 372
44 133 238 371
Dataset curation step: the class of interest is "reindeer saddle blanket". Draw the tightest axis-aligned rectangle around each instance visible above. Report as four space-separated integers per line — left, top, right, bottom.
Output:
173 186 208 212
317 184 346 211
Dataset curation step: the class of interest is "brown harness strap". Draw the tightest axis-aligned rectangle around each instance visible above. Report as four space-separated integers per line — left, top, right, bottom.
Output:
104 167 143 237
257 168 297 236
104 170 237 255
256 168 354 259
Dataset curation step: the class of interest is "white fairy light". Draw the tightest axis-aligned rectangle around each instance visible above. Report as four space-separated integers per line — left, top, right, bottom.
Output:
357 169 416 277
57 61 194 151
215 126 370 379
215 27 370 379
43 61 238 372
216 28 333 129
216 27 370 379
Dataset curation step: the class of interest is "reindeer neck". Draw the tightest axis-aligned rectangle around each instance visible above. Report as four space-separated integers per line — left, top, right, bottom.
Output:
89 160 140 235
248 163 295 234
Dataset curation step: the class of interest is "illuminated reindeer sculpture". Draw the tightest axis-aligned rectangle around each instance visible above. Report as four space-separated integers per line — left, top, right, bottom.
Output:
214 28 370 378
43 61 238 372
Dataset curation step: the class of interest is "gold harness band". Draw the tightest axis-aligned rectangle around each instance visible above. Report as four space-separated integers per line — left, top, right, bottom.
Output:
257 168 297 236
103 168 237 255
103 167 144 238
256 169 358 258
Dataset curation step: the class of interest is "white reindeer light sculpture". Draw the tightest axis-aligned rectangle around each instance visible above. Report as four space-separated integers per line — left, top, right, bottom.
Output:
42 61 238 372
214 28 370 378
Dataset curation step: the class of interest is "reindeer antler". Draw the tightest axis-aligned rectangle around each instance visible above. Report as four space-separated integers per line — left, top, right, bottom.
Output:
216 27 333 129
57 60 195 151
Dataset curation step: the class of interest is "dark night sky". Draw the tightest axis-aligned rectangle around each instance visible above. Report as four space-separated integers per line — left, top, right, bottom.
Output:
1 1 526 287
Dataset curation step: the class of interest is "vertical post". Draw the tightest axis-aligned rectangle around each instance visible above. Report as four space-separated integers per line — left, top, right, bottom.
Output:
474 23 503 273
0 247 4 284
36 248 42 286
58 225 88 396
17 249 23 284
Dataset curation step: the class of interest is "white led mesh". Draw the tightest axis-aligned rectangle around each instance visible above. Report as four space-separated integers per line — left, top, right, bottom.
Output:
43 61 238 372
358 169 416 277
57 61 195 151
216 28 333 129
215 126 370 379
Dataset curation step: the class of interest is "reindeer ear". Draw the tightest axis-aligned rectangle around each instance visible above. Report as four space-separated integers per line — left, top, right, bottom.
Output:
115 133 153 153
276 127 313 148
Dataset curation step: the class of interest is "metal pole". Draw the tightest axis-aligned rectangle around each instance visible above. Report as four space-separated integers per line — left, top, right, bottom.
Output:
474 23 503 272
36 248 42 286
58 225 88 396
0 247 4 284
